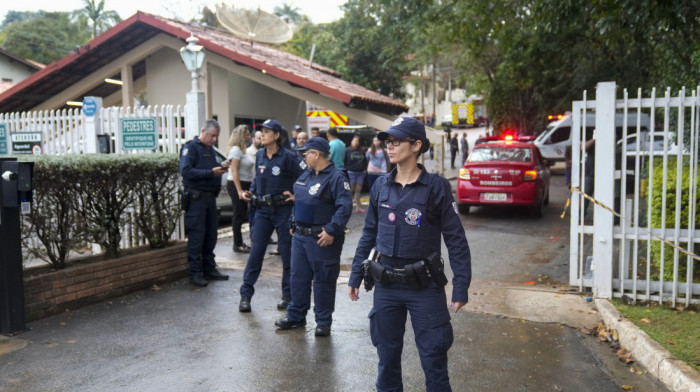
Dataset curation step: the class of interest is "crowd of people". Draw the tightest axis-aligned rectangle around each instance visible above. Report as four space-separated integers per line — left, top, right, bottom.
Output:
179 118 472 392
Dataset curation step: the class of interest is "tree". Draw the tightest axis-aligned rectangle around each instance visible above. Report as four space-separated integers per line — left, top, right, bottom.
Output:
1 12 90 65
76 0 121 39
274 3 303 26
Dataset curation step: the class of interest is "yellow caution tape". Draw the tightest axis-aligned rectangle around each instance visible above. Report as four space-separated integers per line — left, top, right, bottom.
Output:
563 186 700 261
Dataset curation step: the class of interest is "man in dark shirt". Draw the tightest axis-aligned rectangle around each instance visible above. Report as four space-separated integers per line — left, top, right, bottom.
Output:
179 119 230 287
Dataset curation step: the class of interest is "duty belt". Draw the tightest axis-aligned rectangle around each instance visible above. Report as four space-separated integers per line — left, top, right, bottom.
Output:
186 188 218 198
294 225 325 237
252 193 291 208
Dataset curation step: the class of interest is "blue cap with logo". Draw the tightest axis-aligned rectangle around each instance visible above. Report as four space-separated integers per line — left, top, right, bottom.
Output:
259 119 285 133
296 136 331 154
378 117 431 153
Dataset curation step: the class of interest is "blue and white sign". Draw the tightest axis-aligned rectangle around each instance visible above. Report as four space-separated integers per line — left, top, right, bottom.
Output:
0 123 7 155
82 97 97 117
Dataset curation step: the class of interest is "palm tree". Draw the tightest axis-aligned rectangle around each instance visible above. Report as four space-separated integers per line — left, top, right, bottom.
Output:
274 2 303 25
79 0 121 38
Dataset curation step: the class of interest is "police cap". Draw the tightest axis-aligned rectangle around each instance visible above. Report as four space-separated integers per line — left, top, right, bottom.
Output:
378 117 431 153
296 137 331 154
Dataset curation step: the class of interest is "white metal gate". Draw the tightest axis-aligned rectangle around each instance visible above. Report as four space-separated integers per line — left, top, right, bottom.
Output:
0 105 187 247
570 82 700 306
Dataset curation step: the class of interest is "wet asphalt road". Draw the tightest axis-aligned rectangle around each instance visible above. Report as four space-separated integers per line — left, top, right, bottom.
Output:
0 154 669 391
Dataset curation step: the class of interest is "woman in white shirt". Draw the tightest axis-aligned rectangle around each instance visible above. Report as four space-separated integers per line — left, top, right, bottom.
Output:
225 125 254 253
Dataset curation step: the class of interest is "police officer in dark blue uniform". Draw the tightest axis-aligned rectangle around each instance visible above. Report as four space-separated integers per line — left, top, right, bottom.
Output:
180 119 231 287
274 137 353 336
239 119 305 312
348 117 472 392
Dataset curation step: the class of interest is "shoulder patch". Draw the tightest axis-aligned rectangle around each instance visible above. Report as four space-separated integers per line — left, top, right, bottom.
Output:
452 202 458 214
300 161 307 169
182 148 188 156
344 182 351 191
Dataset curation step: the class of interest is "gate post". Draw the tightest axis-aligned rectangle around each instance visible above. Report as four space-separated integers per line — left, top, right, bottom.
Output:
592 82 616 298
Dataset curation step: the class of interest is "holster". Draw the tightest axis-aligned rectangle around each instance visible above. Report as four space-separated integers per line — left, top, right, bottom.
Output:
180 189 191 211
424 252 449 286
361 259 374 291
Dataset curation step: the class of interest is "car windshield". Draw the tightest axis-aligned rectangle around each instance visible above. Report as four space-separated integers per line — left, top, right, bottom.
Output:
468 146 532 163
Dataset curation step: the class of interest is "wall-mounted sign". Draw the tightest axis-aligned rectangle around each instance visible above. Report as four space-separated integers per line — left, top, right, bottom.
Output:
11 132 42 154
121 117 157 150
0 123 7 155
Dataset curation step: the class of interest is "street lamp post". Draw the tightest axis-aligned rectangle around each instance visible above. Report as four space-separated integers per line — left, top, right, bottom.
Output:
180 34 206 141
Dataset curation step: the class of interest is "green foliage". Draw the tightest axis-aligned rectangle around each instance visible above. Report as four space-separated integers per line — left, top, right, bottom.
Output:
22 155 86 269
614 299 699 372
1 12 90 64
132 154 181 249
20 154 181 268
648 157 700 283
75 0 121 39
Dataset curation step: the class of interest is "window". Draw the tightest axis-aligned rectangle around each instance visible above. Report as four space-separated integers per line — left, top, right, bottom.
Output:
468 146 532 163
548 127 570 144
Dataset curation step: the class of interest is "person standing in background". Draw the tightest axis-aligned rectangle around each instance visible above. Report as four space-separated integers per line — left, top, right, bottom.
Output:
295 132 309 160
327 128 346 170
460 133 469 167
225 125 254 254
238 119 304 312
179 119 231 287
366 136 389 191
290 125 301 149
450 134 459 169
344 135 368 213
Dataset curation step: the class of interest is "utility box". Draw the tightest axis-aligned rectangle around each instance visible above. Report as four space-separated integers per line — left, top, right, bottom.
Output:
0 157 33 335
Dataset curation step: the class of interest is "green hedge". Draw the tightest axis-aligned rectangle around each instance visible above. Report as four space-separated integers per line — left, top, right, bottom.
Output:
20 154 181 269
649 157 700 283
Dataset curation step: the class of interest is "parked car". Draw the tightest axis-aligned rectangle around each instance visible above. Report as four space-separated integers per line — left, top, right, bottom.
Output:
441 114 453 128
456 137 552 217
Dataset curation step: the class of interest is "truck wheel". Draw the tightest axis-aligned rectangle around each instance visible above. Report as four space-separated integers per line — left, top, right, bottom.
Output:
458 204 470 215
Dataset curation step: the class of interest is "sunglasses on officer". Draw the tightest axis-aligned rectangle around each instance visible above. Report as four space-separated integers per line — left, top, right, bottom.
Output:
302 150 318 157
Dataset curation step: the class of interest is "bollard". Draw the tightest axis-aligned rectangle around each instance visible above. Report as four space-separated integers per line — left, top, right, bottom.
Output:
0 157 33 335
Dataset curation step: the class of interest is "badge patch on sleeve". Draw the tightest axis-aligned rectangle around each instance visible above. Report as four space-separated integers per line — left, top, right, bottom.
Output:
452 202 458 214
182 148 188 156
300 161 307 169
343 182 350 191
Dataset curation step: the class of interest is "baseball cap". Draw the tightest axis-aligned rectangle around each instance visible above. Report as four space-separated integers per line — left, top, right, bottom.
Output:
259 119 285 133
296 137 331 154
292 124 302 131
378 117 431 153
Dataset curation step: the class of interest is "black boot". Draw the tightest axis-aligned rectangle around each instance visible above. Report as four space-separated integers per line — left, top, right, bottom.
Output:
239 297 251 312
189 274 208 287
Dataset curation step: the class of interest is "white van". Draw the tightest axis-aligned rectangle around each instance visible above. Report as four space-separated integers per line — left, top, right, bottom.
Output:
534 112 651 161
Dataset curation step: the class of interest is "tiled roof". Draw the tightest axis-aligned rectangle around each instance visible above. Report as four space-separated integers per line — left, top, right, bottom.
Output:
0 12 407 115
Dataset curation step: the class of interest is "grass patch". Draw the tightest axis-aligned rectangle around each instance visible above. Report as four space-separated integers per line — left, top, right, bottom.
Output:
613 299 699 371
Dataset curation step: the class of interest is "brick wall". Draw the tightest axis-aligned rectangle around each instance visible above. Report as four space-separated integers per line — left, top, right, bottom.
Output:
24 242 188 321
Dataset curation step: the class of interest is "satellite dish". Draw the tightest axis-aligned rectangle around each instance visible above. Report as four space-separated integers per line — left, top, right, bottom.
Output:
216 6 293 44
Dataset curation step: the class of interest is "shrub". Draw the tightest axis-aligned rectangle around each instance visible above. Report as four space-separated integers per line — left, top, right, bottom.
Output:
20 154 181 268
649 156 700 283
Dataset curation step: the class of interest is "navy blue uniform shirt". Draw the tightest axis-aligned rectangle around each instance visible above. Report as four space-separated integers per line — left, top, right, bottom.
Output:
292 162 353 237
179 137 222 192
251 147 305 197
349 165 472 302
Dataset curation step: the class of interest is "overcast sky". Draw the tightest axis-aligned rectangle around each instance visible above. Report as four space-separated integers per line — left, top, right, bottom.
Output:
0 0 346 25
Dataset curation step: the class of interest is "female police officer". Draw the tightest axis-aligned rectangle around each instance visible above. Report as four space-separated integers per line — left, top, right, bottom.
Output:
347 117 472 392
274 137 352 336
239 119 304 312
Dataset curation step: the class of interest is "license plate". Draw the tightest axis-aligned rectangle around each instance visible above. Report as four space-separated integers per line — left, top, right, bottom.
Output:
483 193 507 201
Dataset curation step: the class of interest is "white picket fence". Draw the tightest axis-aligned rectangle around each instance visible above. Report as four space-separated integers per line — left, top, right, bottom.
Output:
570 82 700 306
0 105 187 251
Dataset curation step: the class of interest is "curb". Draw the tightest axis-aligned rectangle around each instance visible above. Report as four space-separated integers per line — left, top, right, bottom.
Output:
595 299 700 392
